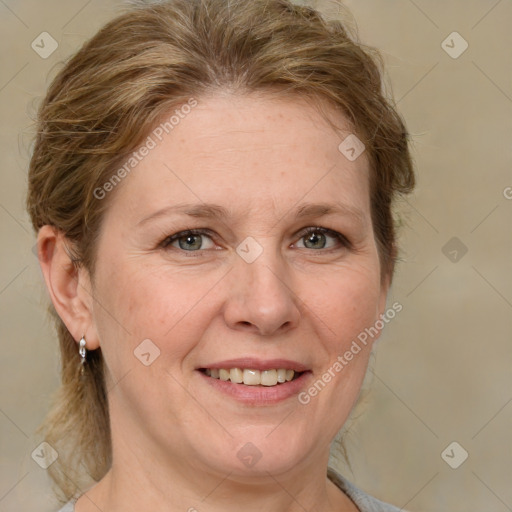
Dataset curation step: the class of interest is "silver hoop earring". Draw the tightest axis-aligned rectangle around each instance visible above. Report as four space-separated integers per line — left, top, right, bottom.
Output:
79 335 87 374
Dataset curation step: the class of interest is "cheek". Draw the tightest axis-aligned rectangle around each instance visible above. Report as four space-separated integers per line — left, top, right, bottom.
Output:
92 258 219 366
303 264 382 347
92 243 382 378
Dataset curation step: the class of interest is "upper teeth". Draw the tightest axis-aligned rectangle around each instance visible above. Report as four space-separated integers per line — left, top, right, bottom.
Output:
204 368 296 386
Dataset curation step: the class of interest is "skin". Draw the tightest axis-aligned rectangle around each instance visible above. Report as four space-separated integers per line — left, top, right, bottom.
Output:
38 92 389 512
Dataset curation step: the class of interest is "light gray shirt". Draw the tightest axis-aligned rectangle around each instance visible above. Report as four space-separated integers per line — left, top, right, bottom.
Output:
56 467 403 512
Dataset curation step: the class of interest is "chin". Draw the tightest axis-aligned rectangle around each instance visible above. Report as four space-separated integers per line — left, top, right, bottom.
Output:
200 432 313 479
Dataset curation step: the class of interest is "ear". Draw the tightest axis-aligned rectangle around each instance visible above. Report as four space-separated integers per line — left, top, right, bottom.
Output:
36 225 100 351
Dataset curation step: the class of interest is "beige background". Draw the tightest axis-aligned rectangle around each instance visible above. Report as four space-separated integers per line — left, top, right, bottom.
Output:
1 0 511 511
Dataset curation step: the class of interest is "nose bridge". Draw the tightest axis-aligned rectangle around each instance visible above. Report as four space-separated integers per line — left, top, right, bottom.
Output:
246 258 289 312
223 239 300 335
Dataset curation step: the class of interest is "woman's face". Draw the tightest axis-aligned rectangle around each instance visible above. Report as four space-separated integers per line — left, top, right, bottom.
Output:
88 93 388 480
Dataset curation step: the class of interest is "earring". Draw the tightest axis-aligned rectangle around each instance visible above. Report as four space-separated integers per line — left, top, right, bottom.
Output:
79 335 87 374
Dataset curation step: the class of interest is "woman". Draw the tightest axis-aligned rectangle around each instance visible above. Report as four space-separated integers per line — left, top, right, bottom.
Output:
27 0 414 510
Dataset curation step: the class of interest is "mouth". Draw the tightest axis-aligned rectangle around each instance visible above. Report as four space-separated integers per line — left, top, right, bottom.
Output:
198 367 305 387
195 358 312 404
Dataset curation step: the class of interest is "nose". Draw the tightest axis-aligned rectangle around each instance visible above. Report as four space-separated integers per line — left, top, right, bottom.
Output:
222 252 301 337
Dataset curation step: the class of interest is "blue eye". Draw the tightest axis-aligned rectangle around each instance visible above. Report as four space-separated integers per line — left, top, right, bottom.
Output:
161 227 350 254
162 230 216 251
295 227 349 250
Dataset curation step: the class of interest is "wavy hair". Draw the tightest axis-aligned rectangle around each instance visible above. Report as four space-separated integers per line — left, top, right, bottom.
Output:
26 0 414 501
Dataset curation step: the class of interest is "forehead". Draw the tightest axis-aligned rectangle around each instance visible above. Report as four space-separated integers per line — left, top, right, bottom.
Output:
105 92 371 222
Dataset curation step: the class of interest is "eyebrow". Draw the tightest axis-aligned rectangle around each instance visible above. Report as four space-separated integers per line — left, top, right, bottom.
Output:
137 201 366 227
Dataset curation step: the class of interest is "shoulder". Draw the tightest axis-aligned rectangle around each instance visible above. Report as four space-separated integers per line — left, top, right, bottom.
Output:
57 471 401 512
56 501 75 512
327 467 405 512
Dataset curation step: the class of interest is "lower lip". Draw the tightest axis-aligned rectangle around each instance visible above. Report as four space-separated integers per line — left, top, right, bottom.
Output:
197 370 312 405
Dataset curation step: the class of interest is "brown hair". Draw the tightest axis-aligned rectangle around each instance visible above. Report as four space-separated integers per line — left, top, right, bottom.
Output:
27 0 414 501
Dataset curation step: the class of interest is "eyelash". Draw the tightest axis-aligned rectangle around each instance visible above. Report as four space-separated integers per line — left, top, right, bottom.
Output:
160 227 351 254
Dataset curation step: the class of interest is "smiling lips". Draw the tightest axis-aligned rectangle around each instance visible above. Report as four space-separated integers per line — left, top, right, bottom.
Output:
202 367 298 386
198 358 309 387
